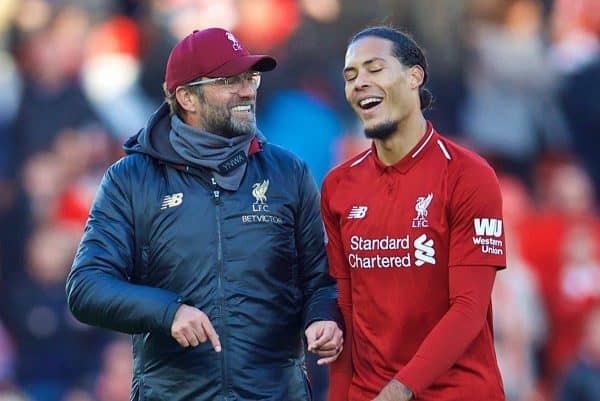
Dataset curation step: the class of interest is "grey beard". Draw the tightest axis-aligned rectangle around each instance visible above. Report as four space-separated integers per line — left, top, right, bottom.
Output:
364 121 398 140
205 114 259 138
224 118 259 138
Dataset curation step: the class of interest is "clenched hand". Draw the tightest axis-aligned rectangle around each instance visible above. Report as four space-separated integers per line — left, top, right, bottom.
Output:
305 320 343 365
171 304 221 352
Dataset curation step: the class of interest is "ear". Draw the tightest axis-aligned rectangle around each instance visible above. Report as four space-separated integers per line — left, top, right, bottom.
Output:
175 87 197 113
408 65 425 90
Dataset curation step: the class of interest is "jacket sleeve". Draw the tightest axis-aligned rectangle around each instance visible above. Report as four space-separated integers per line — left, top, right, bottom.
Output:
66 160 182 335
295 162 341 329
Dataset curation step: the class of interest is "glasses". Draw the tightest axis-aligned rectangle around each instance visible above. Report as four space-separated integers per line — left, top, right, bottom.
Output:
184 72 261 92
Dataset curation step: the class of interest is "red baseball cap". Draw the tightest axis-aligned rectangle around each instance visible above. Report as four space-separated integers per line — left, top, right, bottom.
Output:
165 27 277 93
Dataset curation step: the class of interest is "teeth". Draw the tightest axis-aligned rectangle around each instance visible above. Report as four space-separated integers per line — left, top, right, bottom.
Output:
232 105 251 112
359 97 383 108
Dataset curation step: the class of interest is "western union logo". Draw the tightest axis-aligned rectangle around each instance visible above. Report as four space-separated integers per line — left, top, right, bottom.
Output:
473 218 502 237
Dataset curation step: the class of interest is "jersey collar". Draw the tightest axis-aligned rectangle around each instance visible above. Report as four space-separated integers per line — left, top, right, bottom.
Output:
370 121 437 174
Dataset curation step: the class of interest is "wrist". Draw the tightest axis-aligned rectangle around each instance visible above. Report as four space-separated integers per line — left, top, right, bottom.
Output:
391 379 413 400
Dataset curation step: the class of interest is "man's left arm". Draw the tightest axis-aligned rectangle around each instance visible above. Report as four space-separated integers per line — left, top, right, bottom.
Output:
294 163 343 359
376 162 506 400
376 265 497 401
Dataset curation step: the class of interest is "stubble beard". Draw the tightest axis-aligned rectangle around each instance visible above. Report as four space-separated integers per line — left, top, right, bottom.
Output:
364 120 399 140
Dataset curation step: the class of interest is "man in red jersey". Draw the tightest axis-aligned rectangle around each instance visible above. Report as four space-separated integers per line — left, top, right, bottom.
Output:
321 26 507 401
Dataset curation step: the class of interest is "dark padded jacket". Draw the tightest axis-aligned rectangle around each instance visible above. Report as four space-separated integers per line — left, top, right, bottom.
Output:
66 103 340 401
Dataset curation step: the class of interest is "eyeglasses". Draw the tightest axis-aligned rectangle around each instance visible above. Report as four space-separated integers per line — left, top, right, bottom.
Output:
184 71 262 92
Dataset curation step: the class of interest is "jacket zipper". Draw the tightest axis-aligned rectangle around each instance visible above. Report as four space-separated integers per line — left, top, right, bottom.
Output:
179 165 229 397
211 177 228 397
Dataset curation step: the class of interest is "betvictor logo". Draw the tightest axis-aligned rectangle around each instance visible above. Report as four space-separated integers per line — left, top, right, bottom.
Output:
473 218 503 237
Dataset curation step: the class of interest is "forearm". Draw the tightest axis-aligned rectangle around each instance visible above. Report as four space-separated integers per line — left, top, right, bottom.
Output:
395 266 496 395
328 278 353 401
66 268 181 335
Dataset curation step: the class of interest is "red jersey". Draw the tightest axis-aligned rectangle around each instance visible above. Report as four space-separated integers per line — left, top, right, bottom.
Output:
321 123 506 401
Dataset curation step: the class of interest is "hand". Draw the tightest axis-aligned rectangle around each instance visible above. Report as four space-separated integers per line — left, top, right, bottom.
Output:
170 304 221 352
305 320 343 365
372 379 413 401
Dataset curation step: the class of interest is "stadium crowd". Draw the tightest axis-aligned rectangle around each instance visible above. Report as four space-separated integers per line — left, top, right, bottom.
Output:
0 0 599 400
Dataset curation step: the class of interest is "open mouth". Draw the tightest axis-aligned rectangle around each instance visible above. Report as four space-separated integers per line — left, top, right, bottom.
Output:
231 105 253 113
358 97 383 110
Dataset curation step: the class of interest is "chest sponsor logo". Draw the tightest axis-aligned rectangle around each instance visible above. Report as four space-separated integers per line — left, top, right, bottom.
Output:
160 193 183 210
472 218 504 255
242 179 282 224
412 193 433 228
348 206 368 219
414 234 436 266
346 234 436 269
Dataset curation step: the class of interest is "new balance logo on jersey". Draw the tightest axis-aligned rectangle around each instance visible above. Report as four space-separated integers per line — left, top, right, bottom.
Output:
161 193 183 210
414 234 435 267
348 206 368 219
473 218 503 237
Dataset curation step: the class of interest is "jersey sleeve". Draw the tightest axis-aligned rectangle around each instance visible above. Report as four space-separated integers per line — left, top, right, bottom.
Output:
321 174 354 401
448 162 506 269
321 175 350 279
395 266 497 396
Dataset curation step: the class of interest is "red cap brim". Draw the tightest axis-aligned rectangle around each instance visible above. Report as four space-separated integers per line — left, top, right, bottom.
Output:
205 55 277 78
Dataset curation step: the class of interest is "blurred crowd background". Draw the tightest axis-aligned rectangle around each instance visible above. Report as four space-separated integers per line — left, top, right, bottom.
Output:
0 0 599 400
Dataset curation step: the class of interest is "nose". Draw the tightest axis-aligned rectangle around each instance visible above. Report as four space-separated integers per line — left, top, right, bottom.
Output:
237 81 257 98
354 71 371 89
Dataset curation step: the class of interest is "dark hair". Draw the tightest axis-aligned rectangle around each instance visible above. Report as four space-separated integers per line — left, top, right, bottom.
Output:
350 26 433 111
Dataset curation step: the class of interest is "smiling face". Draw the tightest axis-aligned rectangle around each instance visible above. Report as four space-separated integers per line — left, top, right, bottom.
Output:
343 36 423 139
196 84 259 138
176 72 259 138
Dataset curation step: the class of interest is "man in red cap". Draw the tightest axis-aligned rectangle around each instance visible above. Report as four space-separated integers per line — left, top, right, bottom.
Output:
67 27 342 401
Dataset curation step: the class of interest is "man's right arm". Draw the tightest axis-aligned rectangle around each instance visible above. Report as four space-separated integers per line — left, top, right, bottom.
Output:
328 277 353 401
66 162 181 336
321 178 353 401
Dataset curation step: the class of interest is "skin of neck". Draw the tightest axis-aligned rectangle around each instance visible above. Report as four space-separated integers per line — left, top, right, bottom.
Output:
374 112 428 166
183 111 201 130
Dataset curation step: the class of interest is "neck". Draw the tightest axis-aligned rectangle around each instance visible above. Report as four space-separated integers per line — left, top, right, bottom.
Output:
374 114 427 166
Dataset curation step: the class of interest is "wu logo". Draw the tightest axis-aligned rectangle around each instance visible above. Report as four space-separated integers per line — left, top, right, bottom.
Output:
414 234 435 267
348 206 368 219
161 193 183 210
252 180 270 212
412 193 433 228
473 218 503 237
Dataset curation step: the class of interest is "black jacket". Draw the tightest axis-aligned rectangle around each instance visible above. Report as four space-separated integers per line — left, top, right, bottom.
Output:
66 103 339 401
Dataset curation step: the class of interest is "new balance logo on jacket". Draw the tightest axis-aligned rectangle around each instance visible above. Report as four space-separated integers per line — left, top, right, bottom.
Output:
161 193 183 210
